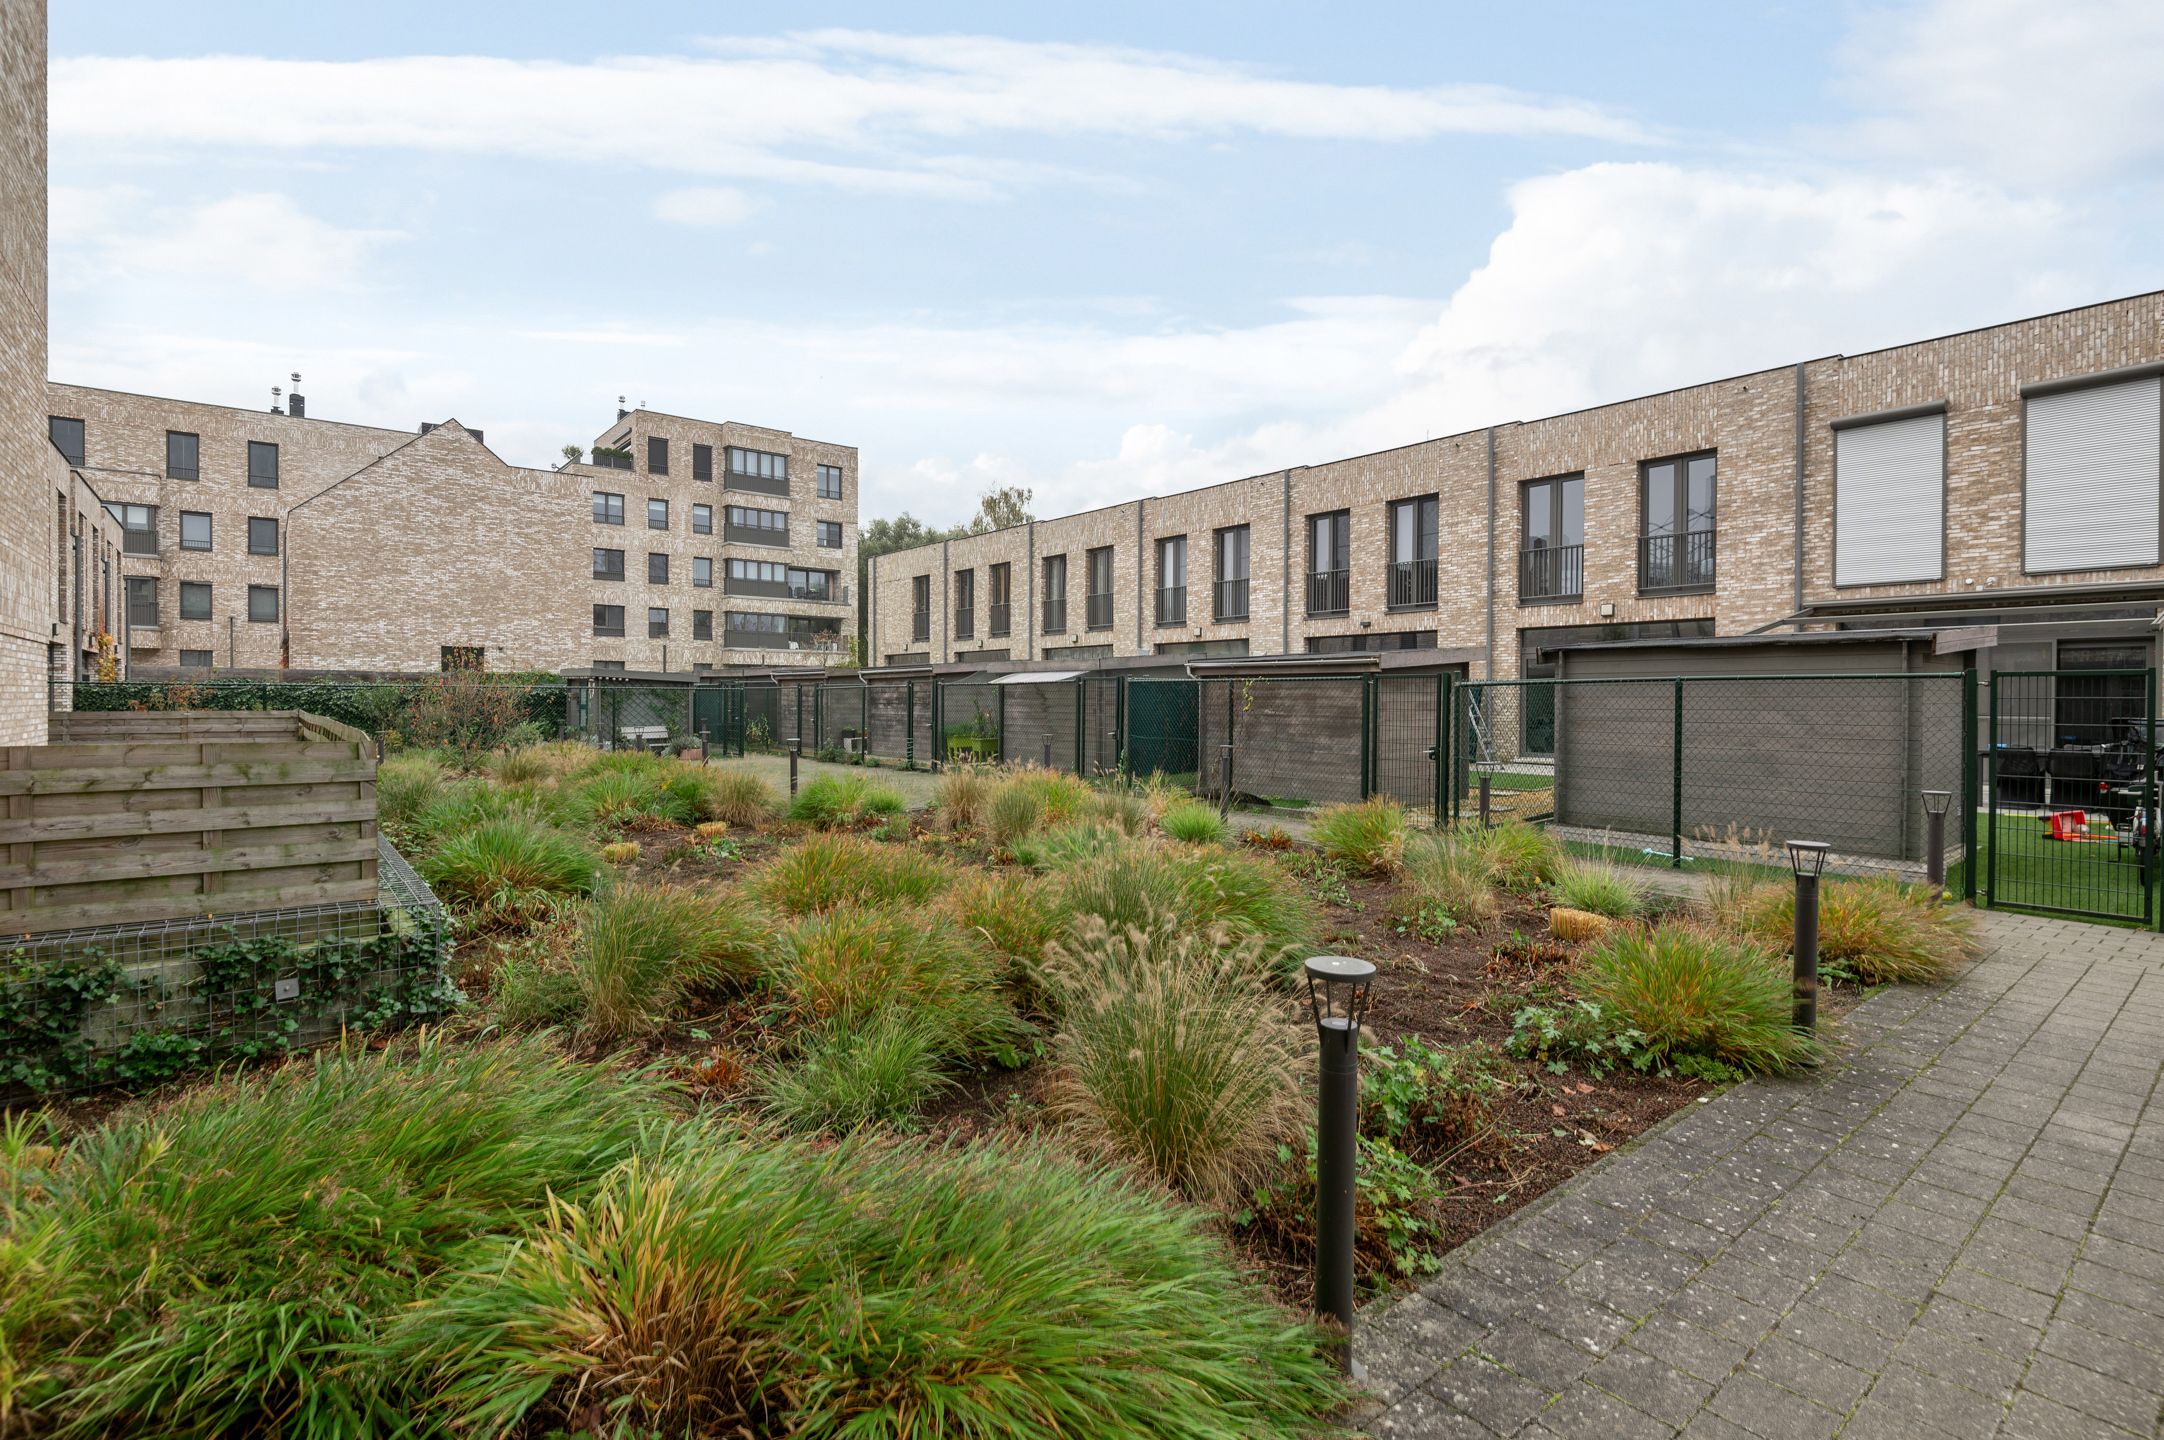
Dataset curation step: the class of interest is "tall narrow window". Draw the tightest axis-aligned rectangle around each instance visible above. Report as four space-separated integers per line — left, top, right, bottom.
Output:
1086 547 1114 630
165 431 199 480
247 441 279 489
648 552 669 585
1519 474 1585 601
817 464 844 499
911 575 932 642
691 443 713 481
1042 553 1068 633
1213 526 1250 621
1387 496 1439 609
1155 536 1188 626
691 502 713 535
125 576 158 627
648 607 669 638
647 436 670 474
48 417 84 467
954 568 976 640
693 609 713 640
1639 452 1716 592
1306 511 1350 616
988 562 1012 636
693 556 712 588
647 498 669 530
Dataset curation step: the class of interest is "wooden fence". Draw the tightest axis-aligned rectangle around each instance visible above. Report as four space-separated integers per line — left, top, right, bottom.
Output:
0 711 378 934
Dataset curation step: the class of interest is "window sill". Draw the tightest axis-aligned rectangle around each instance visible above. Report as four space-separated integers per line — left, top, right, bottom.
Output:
1085 625 1114 633
1517 593 1584 608
1636 583 1716 598
1306 609 1350 620
1385 602 1438 615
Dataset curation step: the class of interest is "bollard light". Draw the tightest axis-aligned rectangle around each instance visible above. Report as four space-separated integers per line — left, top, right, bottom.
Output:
1786 840 1830 1040
1304 954 1375 1376
788 735 802 796
1921 790 1952 890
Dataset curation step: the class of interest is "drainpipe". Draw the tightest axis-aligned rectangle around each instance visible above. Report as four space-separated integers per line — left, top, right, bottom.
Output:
1484 427 1496 681
940 539 951 665
1793 361 1807 615
1281 470 1293 656
1134 500 1145 655
1025 521 1036 662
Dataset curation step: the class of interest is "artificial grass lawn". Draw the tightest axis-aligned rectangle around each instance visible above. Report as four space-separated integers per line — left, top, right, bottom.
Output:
1975 807 2155 922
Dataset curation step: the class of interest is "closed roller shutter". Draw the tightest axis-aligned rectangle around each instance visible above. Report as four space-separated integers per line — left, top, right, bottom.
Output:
1835 412 1944 585
2025 377 2162 573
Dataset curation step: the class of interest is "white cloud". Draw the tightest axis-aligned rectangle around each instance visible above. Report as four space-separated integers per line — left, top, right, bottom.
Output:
652 186 766 227
50 33 1654 199
53 190 401 293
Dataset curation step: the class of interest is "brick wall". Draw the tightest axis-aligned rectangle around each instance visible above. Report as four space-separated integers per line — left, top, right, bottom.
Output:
0 2 51 741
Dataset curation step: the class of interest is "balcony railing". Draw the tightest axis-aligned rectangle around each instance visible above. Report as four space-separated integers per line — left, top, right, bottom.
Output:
912 612 931 643
1639 530 1717 594
1306 568 1349 616
724 469 790 498
723 522 789 547
954 608 974 640
722 576 837 602
988 602 1011 637
726 629 842 652
1519 544 1584 602
1043 601 1067 634
1213 576 1249 621
1156 586 1187 626
1387 557 1437 610
1086 592 1113 630
593 620 625 638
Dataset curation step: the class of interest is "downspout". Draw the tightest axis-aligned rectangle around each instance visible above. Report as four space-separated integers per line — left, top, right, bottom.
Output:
1484 427 1496 681
1134 500 1145 655
1792 361 1806 615
1025 521 1036 662
940 539 951 665
1280 470 1292 656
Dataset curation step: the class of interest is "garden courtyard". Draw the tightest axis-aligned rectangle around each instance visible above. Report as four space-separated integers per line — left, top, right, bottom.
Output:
4 738 2154 1439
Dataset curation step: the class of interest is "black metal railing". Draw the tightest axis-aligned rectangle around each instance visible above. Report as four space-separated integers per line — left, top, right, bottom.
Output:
1307 568 1349 616
724 469 790 498
1043 601 1067 634
1387 557 1437 610
912 612 931 642
1519 544 1583 601
954 608 974 640
1639 531 1716 593
989 602 1011 637
1156 586 1187 626
1214 577 1249 622
593 620 625 638
723 522 790 547
1086 593 1114 630
726 628 841 652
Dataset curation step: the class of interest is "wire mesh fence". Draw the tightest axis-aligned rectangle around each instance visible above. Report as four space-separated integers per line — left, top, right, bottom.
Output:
3 835 456 1100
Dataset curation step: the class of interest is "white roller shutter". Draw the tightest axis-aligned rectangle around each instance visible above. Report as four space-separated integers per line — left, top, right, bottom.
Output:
1834 413 1945 585
2024 376 2162 573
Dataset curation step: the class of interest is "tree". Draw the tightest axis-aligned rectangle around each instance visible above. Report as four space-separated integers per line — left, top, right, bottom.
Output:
966 484 1034 534
853 486 1037 661
561 444 584 465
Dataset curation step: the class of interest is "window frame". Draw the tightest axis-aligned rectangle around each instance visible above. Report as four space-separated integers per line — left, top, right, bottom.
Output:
1213 525 1250 621
179 510 213 552
816 463 844 499
592 491 626 525
647 606 670 639
106 503 158 556
692 556 713 589
48 416 85 467
1518 473 1586 603
124 575 159 628
178 580 212 622
1042 553 1069 633
692 443 713 482
693 609 714 641
815 520 844 549
593 547 626 582
647 436 669 475
592 603 626 637
1636 450 1718 595
247 516 280 557
691 502 713 535
1155 534 1188 627
647 552 670 585
247 440 280 489
647 497 669 530
165 430 200 481
246 584 279 623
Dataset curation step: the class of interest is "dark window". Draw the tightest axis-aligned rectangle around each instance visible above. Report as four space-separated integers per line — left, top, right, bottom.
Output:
165 431 199 480
817 464 843 499
647 497 668 530
1306 629 1438 655
592 604 625 637
124 576 158 627
441 646 484 672
988 562 1012 636
725 505 790 544
247 516 279 556
593 547 626 581
1307 510 1350 615
726 446 788 480
105 503 157 555
648 607 669 638
647 436 669 475
179 510 213 551
693 556 712 588
1639 451 1717 593
178 581 212 621
1214 526 1249 621
592 660 627 673
48 417 84 466
1042 553 1068 632
648 552 669 584
724 558 836 598
247 584 279 623
247 440 279 488
2055 642 2151 745
912 575 932 642
1156 535 1187 626
1086 546 1114 629
693 609 713 640
726 610 843 650
816 520 843 548
179 649 213 669
692 443 713 481
954 568 975 639
1387 495 1438 610
691 503 713 535
592 491 625 525
1520 474 1585 602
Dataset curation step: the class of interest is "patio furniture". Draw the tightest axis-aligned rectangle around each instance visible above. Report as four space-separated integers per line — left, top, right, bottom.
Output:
1994 747 2045 807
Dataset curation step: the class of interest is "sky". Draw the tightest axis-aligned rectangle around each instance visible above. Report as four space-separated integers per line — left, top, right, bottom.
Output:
45 0 2164 529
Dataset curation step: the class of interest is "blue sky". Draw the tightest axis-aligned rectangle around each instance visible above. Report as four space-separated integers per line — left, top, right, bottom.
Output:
46 1 2164 527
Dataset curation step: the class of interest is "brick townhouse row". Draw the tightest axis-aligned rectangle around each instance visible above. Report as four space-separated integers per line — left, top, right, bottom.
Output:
870 291 2164 689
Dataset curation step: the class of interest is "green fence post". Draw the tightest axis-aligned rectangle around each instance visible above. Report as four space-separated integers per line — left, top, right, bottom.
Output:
813 686 824 756
998 684 1009 766
1433 672 1448 829
1961 664 1978 903
905 681 915 768
1670 677 1684 869
932 680 945 769
2148 668 2158 931
1357 676 1374 801
1984 676 1999 907
1115 677 1129 776
1073 679 1085 775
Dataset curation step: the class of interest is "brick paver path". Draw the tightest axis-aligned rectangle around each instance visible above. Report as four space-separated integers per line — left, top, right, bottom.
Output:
1352 910 2164 1438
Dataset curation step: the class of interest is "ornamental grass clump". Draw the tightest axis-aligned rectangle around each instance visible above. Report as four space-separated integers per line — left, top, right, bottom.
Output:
1311 796 1407 875
702 765 780 827
1728 876 1975 985
779 904 1017 1061
574 884 772 1043
1053 845 1319 977
1159 801 1229 845
762 1008 953 1132
1458 820 1563 892
1577 921 1819 1074
986 782 1046 849
418 817 603 925
1398 833 1501 931
941 869 1068 968
750 832 954 915
375 754 448 838
934 765 991 831
1039 917 1305 1204
786 773 907 829
1547 859 1649 919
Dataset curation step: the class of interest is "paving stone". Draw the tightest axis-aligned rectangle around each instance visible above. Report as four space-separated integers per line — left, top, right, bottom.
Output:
1534 1379 1679 1440
2038 1317 2164 1394
1476 1320 1599 1393
1422 1356 1555 1437
1857 1360 2011 1438
1996 1391 2147 1440
2018 1351 2161 1435
1624 1312 1751 1384
1704 1371 1842 1440
1886 1324 2024 1403
1741 1331 1874 1412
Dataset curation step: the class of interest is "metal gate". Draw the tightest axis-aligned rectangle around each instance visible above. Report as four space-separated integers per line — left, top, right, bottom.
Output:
1984 668 2158 923
1125 678 1199 780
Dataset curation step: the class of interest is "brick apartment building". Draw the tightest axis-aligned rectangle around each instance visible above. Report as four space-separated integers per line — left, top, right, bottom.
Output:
44 386 860 676
871 292 2164 688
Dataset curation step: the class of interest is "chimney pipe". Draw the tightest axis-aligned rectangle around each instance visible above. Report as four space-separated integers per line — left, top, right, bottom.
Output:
270 385 283 416
287 372 305 419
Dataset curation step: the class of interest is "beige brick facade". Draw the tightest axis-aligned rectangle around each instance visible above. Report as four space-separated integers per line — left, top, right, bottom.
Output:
0 1 52 741
874 293 2164 680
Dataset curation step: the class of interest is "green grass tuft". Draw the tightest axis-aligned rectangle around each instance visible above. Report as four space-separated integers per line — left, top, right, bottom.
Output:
574 884 772 1042
1159 801 1229 845
1311 797 1407 875
780 903 1018 1060
418 818 603 925
763 1009 954 1132
1456 821 1563 891
750 833 955 915
787 773 907 829
1398 833 1502 930
1577 921 1819 1074
1547 860 1650 919
1727 877 1975 985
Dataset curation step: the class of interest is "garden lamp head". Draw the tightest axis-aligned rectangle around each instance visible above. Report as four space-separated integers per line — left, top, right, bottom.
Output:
1303 955 1376 1038
1786 839 1831 880
1921 789 1953 817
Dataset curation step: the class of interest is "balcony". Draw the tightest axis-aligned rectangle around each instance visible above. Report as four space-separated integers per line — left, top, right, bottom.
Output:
1211 576 1249 622
988 602 1011 637
1306 568 1349 617
912 611 931 643
1086 592 1113 630
723 576 838 602
1519 544 1583 602
724 468 790 498
1638 531 1716 595
723 521 790 548
726 628 841 653
954 608 975 641
1043 601 1067 635
1155 586 1186 626
1387 557 1437 610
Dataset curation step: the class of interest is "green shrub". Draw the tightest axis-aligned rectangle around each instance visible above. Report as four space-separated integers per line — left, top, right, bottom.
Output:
1547 860 1649 919
1159 801 1228 845
781 904 1017 1061
987 783 1046 848
376 754 448 836
788 773 907 829
1577 922 1819 1074
751 833 954 915
575 885 771 1042
400 1135 1343 1440
1362 1035 1510 1158
1040 919 1303 1203
1246 1131 1449 1280
1506 998 1648 1077
764 1009 953 1132
700 766 781 828
1728 877 1974 985
1457 821 1563 891
1311 797 1407 875
0 1037 661 1437
1398 834 1501 930
418 818 603 925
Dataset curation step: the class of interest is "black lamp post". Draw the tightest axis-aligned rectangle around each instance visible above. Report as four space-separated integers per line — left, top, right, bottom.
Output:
1787 840 1830 1038
788 735 802 796
1304 953 1375 1375
1921 789 1952 890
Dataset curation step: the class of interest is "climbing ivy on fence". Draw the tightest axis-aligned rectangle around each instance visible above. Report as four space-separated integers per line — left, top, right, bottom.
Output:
70 673 568 748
